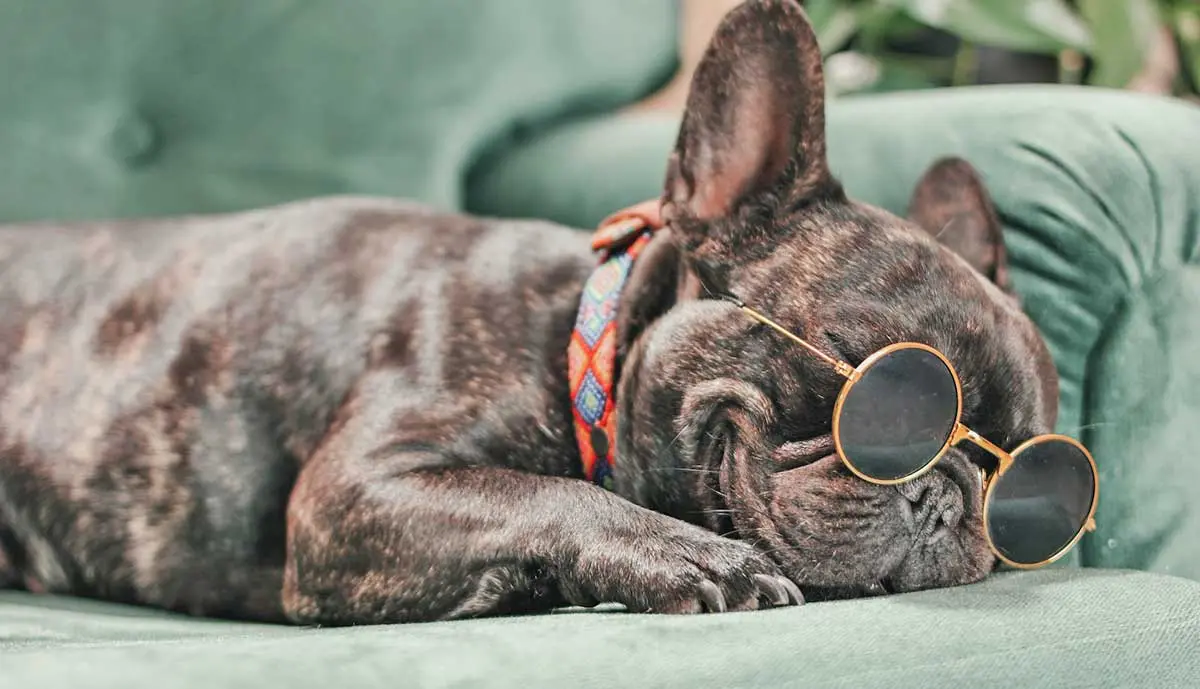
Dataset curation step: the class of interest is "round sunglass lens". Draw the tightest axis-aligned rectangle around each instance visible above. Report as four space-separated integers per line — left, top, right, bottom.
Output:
836 347 960 482
986 438 1096 566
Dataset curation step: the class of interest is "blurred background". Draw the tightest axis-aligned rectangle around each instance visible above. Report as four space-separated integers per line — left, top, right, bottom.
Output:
641 0 1200 109
3 0 1197 225
814 0 1200 98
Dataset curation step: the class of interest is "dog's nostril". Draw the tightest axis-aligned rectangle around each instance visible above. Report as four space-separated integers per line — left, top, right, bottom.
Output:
894 473 967 536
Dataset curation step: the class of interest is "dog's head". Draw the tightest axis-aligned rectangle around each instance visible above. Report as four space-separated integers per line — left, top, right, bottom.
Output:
615 0 1060 597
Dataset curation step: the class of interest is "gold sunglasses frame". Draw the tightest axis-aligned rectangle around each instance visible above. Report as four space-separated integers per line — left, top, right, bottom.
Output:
726 298 1099 570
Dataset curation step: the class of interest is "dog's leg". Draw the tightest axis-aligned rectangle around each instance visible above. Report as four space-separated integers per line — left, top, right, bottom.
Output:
282 447 801 625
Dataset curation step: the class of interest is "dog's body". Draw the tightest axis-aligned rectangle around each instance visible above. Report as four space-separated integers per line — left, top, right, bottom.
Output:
0 198 603 621
0 0 1060 625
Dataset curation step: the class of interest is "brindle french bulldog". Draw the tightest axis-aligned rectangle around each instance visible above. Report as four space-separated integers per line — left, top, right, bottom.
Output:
0 0 1059 624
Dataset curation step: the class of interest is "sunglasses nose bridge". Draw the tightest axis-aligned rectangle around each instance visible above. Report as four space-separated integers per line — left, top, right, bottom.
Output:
952 424 1015 473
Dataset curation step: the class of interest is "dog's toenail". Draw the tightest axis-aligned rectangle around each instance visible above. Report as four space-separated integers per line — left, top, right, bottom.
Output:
698 580 727 613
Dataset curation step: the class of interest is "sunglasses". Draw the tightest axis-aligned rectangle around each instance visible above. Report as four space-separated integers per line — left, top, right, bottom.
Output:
720 294 1098 569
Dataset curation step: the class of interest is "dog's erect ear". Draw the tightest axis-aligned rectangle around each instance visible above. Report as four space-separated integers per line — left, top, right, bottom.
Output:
662 0 838 269
907 157 1010 291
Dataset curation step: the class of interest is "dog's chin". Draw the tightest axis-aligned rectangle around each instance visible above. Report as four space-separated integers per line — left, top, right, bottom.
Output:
718 442 995 598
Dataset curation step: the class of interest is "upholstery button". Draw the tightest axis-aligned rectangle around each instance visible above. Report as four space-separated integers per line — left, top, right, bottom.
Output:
108 109 159 166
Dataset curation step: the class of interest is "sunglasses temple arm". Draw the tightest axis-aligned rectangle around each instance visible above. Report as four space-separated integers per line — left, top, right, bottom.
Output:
720 296 857 380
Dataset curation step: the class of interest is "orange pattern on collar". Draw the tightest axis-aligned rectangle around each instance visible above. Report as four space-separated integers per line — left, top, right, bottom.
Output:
568 200 665 488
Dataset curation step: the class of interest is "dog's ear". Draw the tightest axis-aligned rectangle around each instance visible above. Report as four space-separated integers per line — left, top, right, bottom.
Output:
907 157 1010 291
662 0 838 274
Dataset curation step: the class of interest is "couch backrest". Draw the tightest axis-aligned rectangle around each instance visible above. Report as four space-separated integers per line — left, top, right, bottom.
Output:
0 0 676 222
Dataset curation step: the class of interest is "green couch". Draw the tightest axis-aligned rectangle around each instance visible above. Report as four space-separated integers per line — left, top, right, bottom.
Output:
2 1 1199 687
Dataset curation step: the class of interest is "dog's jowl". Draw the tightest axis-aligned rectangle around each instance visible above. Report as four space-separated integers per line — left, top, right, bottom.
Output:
0 0 1060 624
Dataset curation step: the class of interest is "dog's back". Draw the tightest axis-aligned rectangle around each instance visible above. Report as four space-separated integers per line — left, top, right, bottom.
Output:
0 196 592 618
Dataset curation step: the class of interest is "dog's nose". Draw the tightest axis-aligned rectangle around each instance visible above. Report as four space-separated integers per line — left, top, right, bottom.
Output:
894 468 969 537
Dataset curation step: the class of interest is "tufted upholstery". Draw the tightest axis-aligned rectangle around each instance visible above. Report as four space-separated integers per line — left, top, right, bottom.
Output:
0 0 676 222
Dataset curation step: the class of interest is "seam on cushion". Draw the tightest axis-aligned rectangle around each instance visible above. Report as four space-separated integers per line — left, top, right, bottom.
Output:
460 18 679 213
1073 286 1136 566
1182 198 1200 265
1011 138 1135 291
997 207 1127 308
1075 263 1190 567
1076 292 1127 441
1188 208 1200 265
1078 281 1136 433
1113 127 1165 276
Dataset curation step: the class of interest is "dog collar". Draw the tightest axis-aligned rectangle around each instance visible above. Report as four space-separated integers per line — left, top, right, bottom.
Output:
568 201 664 489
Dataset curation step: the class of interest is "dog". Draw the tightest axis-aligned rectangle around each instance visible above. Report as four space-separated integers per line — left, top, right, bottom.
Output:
0 0 1060 625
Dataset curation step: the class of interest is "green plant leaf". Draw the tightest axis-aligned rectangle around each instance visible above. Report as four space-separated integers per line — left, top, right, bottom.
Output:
806 0 862 55
857 4 906 54
1174 4 1200 94
824 51 947 96
802 0 840 28
859 54 946 92
895 0 1093 54
1081 0 1160 87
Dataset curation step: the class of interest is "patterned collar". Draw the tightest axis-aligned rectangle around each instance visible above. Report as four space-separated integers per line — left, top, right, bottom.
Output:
568 201 663 489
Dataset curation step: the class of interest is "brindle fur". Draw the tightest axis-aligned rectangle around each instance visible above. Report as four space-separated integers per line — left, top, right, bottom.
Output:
0 0 1058 624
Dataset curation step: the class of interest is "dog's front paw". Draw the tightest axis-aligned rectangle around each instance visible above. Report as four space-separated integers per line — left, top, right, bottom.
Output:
561 519 803 614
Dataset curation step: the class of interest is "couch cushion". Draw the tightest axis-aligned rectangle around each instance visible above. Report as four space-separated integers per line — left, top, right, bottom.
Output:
2 569 1198 688
0 0 676 222
465 86 1200 580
